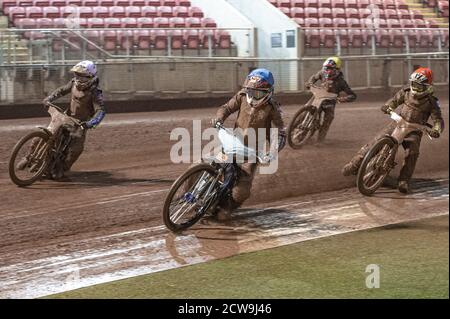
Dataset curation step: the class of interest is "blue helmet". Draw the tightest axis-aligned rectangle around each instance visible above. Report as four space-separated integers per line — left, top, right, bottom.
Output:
243 68 274 108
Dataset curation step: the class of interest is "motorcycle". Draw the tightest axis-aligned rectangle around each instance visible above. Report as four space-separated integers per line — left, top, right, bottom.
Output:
162 123 270 232
356 111 434 196
287 85 338 149
8 102 83 187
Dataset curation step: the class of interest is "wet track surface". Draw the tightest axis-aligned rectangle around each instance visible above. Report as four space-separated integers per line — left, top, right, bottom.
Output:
0 100 448 298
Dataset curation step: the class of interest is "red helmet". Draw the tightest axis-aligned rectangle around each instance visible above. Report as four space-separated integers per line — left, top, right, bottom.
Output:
409 67 433 97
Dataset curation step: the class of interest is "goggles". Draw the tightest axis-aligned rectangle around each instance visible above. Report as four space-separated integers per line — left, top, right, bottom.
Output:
246 88 270 100
410 81 429 93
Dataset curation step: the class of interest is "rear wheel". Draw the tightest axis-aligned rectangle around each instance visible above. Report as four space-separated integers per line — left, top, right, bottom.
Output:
287 105 317 149
163 163 221 232
357 137 397 196
9 130 51 187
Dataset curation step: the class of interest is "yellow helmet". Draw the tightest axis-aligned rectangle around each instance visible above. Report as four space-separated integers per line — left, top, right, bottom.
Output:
323 56 342 69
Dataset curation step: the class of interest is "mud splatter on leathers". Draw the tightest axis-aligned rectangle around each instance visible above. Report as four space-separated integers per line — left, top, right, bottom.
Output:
216 89 286 208
46 78 105 170
305 70 356 141
348 86 444 183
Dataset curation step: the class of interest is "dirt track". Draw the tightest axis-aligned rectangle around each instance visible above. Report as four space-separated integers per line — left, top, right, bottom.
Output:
0 97 448 298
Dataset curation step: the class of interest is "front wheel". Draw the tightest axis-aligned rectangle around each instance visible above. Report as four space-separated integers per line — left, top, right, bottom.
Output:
9 130 51 187
357 137 397 196
163 163 221 232
287 105 317 149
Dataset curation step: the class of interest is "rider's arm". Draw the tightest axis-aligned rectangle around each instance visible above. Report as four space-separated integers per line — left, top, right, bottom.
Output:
85 88 106 129
269 101 287 153
339 79 357 102
44 80 73 103
381 87 406 113
215 91 243 123
430 96 445 134
305 71 322 88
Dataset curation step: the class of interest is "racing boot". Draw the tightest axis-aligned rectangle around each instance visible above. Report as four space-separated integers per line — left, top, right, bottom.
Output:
342 155 363 176
398 180 410 194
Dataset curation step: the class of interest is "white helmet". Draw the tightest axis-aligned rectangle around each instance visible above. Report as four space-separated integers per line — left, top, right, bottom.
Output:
70 60 97 77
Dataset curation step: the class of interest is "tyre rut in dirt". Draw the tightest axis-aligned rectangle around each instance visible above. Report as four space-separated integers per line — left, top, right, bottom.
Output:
287 105 315 149
8 130 50 187
163 163 219 232
357 137 396 196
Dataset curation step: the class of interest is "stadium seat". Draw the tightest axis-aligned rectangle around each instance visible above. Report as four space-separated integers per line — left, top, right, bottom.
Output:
398 9 411 19
183 29 199 49
147 0 161 6
93 6 109 18
43 6 60 18
185 17 201 27
67 0 82 5
290 0 304 7
305 0 319 8
164 0 177 7
347 17 361 27
345 0 358 8
319 17 333 27
387 19 401 28
121 17 138 27
358 8 371 19
415 19 428 28
216 30 231 49
305 29 321 48
130 0 146 6
357 0 370 9
88 17 105 28
318 7 332 18
169 17 185 27
375 29 391 47
348 29 364 47
346 8 359 19
333 17 346 27
305 7 318 18
290 7 304 18
142 6 158 17
167 29 183 49
189 6 203 17
173 6 189 17
109 6 126 18
137 17 153 27
383 0 397 10
99 0 114 6
49 0 65 6
26 7 43 18
391 29 404 47
199 29 214 48
321 29 335 48
294 17 304 26
125 6 141 17
278 0 291 8
331 0 345 9
118 30 134 49
318 0 331 8
178 0 192 6
52 17 67 27
152 29 168 49
154 17 169 27
15 17 37 28
105 17 121 27
279 7 291 17
84 30 101 50
396 0 408 10
335 29 349 47
83 0 99 5
79 7 94 18
332 8 345 18
100 30 118 50
134 29 151 49
305 18 319 27
385 9 398 19
201 17 216 27
158 6 173 17
34 0 50 6
400 19 414 28
38 17 54 28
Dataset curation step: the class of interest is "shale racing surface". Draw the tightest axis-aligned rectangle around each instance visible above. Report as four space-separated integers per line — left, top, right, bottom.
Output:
0 99 448 298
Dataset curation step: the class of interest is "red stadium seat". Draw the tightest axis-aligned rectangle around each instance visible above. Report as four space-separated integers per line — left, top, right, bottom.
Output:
347 17 361 27
318 7 332 18
49 0 65 6
154 17 170 27
396 0 408 10
335 29 349 47
177 0 191 6
189 6 203 18
84 30 101 50
151 29 168 49
397 9 411 19
387 19 401 28
345 0 358 8
87 17 104 28
15 17 37 28
321 29 335 48
333 17 346 27
43 6 60 18
318 0 331 8
164 0 177 7
83 0 99 5
319 17 333 27
199 29 214 48
169 17 185 27
118 30 134 49
426 19 439 28
67 0 82 6
109 6 126 18
305 29 321 48
142 6 158 17
290 7 304 18
158 6 173 17
357 0 370 9
147 0 161 6
9 7 26 20
34 0 50 6
183 29 199 49
406 30 418 48
121 17 138 27
358 8 371 19
135 30 151 49
277 0 290 8
216 30 231 49
52 17 67 27
375 29 391 47
331 0 345 9
201 17 216 27
137 17 154 27
100 30 117 50
411 10 424 19
173 6 189 17
36 17 53 27
294 17 304 25
391 29 404 47
79 7 94 18
305 0 319 8
346 8 359 18
348 29 364 47
417 30 432 47
93 6 109 18
383 0 396 9
99 0 114 6
185 17 201 27
131 0 146 6
305 7 318 18
414 19 427 28
305 17 319 27
332 8 345 18
384 9 398 19
105 17 121 27
400 19 414 28
126 6 141 17
168 29 183 49
290 0 304 7
26 7 43 18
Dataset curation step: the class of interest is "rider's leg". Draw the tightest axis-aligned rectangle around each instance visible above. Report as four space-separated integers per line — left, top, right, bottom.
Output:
342 122 397 176
63 132 86 172
317 106 335 142
398 133 422 193
217 163 257 221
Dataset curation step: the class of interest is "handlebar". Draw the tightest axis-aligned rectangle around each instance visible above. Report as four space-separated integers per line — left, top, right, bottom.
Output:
388 111 434 139
45 101 84 128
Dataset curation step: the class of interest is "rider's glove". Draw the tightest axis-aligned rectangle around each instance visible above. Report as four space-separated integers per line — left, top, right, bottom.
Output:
430 129 440 138
42 97 52 108
305 83 311 90
80 122 89 130
382 105 394 114
337 96 347 103
262 153 275 164
211 118 223 128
